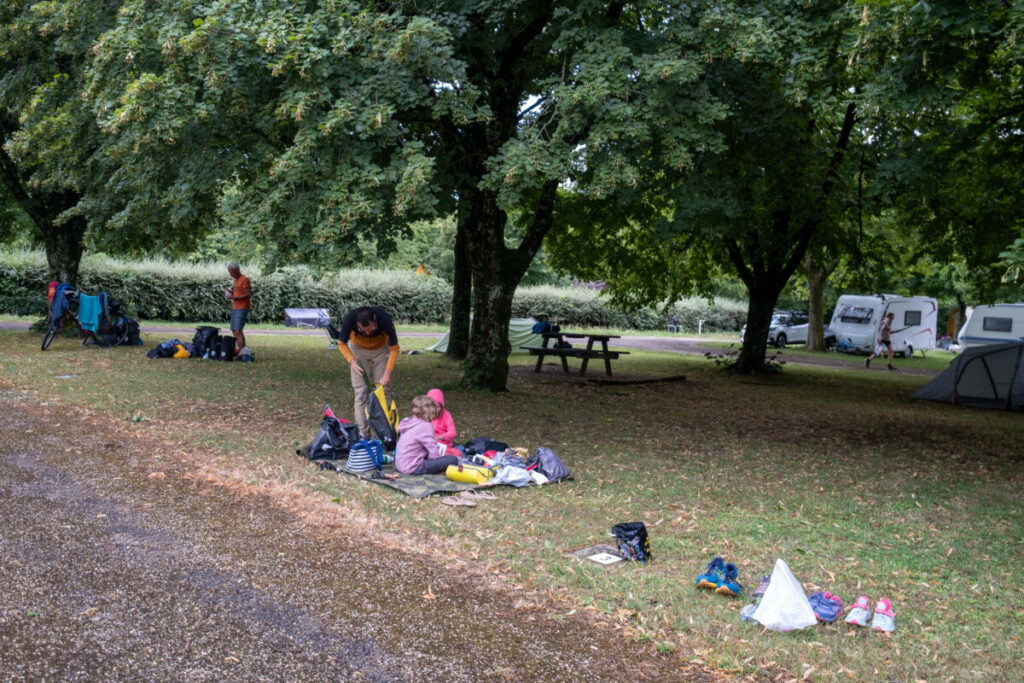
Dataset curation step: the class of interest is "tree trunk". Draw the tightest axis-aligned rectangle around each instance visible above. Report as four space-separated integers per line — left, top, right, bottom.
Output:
461 182 555 390
803 253 839 351
735 285 780 373
43 215 87 286
463 190 515 390
446 207 472 359
465 274 516 391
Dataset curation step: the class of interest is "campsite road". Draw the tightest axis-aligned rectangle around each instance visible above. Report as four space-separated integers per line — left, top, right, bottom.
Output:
0 391 716 682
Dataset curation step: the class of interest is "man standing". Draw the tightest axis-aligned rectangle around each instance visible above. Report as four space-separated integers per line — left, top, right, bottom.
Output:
866 312 896 371
337 306 400 436
225 262 251 353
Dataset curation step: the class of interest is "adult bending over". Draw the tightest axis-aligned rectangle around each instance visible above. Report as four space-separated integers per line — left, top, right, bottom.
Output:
395 395 459 475
337 306 399 437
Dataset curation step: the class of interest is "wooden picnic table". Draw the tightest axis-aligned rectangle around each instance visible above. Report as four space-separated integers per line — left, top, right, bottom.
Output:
521 331 629 376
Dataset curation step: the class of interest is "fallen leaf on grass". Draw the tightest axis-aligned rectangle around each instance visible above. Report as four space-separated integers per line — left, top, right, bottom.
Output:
147 472 166 480
80 607 98 617
421 586 436 601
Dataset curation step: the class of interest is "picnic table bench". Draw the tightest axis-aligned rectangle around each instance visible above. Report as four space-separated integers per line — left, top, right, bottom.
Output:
521 332 629 376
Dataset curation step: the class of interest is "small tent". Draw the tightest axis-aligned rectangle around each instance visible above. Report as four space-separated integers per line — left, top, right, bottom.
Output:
426 318 542 354
913 341 1024 411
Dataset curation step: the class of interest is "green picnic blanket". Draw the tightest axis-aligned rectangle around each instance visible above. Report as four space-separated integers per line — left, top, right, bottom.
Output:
336 463 479 499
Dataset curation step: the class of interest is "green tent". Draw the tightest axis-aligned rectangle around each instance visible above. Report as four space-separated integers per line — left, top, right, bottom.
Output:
426 318 542 354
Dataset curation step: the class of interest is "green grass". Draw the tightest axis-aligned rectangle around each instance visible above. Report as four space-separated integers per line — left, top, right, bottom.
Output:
1 328 1021 681
701 339 962 372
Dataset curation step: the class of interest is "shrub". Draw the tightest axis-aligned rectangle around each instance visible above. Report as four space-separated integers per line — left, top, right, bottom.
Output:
0 250 748 330
511 287 746 331
0 251 451 323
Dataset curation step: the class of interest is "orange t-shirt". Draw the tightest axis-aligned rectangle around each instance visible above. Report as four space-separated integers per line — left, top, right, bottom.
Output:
232 275 251 310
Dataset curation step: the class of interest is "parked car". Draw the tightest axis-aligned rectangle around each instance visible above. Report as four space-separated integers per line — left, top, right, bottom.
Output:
741 310 810 348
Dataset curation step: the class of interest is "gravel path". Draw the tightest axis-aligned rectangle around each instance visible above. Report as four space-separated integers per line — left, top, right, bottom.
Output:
0 390 718 682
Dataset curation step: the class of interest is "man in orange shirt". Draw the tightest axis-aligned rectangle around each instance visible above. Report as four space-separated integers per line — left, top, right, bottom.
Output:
225 262 251 352
337 306 400 437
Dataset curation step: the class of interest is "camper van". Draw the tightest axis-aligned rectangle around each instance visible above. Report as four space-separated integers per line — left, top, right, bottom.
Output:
956 303 1024 349
829 294 938 357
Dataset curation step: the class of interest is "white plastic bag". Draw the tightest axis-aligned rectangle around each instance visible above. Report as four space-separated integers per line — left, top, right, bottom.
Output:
751 558 817 631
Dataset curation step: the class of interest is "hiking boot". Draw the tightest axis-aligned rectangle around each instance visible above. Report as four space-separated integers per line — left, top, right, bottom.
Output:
845 595 871 627
871 597 895 632
714 562 742 597
695 557 724 590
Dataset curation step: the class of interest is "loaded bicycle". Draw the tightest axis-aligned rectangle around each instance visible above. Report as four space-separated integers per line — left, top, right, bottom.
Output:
41 283 136 351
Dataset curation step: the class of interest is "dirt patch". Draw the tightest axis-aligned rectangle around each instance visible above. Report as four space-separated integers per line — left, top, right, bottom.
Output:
0 390 733 681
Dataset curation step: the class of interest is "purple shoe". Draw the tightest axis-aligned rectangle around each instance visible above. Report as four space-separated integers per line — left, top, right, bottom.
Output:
808 591 843 623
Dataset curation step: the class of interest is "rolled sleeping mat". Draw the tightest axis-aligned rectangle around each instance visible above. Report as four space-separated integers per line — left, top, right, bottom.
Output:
445 462 496 485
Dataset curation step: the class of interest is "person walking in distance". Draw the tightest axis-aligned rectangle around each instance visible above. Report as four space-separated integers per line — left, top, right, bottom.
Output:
225 262 251 353
866 312 896 371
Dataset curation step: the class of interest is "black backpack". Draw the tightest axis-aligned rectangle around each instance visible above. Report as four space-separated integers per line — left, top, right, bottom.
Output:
299 405 359 461
124 318 141 345
192 326 219 358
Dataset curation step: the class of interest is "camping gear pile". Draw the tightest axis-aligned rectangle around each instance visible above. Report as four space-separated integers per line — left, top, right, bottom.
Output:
147 326 252 361
443 441 571 488
295 401 571 492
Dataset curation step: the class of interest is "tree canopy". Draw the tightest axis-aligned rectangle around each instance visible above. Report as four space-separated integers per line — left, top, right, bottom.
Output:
81 0 732 388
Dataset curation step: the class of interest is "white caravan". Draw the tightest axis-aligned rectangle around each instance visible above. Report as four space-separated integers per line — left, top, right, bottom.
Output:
829 294 938 357
956 303 1024 349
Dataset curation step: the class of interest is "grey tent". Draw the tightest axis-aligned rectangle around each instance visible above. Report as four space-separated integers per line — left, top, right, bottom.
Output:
913 341 1024 410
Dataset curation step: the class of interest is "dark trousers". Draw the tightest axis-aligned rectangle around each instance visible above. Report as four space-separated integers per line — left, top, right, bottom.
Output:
415 455 459 475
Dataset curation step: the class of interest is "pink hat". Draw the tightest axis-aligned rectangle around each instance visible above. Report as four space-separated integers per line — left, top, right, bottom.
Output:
427 388 445 408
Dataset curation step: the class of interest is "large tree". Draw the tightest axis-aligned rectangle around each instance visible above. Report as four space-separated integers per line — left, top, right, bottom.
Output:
552 0 1023 371
550 2 863 372
0 0 123 284
88 1 725 389
866 0 1024 312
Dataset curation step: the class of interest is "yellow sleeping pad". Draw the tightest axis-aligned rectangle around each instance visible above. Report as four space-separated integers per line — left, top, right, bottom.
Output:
445 462 495 485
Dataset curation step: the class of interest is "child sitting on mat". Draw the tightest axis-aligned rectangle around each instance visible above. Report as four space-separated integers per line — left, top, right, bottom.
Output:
427 388 456 449
395 395 460 475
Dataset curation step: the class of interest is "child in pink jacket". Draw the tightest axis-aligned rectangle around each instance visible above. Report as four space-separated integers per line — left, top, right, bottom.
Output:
427 388 456 448
395 395 459 475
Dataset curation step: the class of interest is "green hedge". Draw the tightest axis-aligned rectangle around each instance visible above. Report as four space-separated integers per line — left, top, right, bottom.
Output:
0 250 747 330
0 252 452 323
512 286 747 332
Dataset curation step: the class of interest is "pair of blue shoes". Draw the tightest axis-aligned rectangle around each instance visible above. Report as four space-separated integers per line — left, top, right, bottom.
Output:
695 556 743 597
